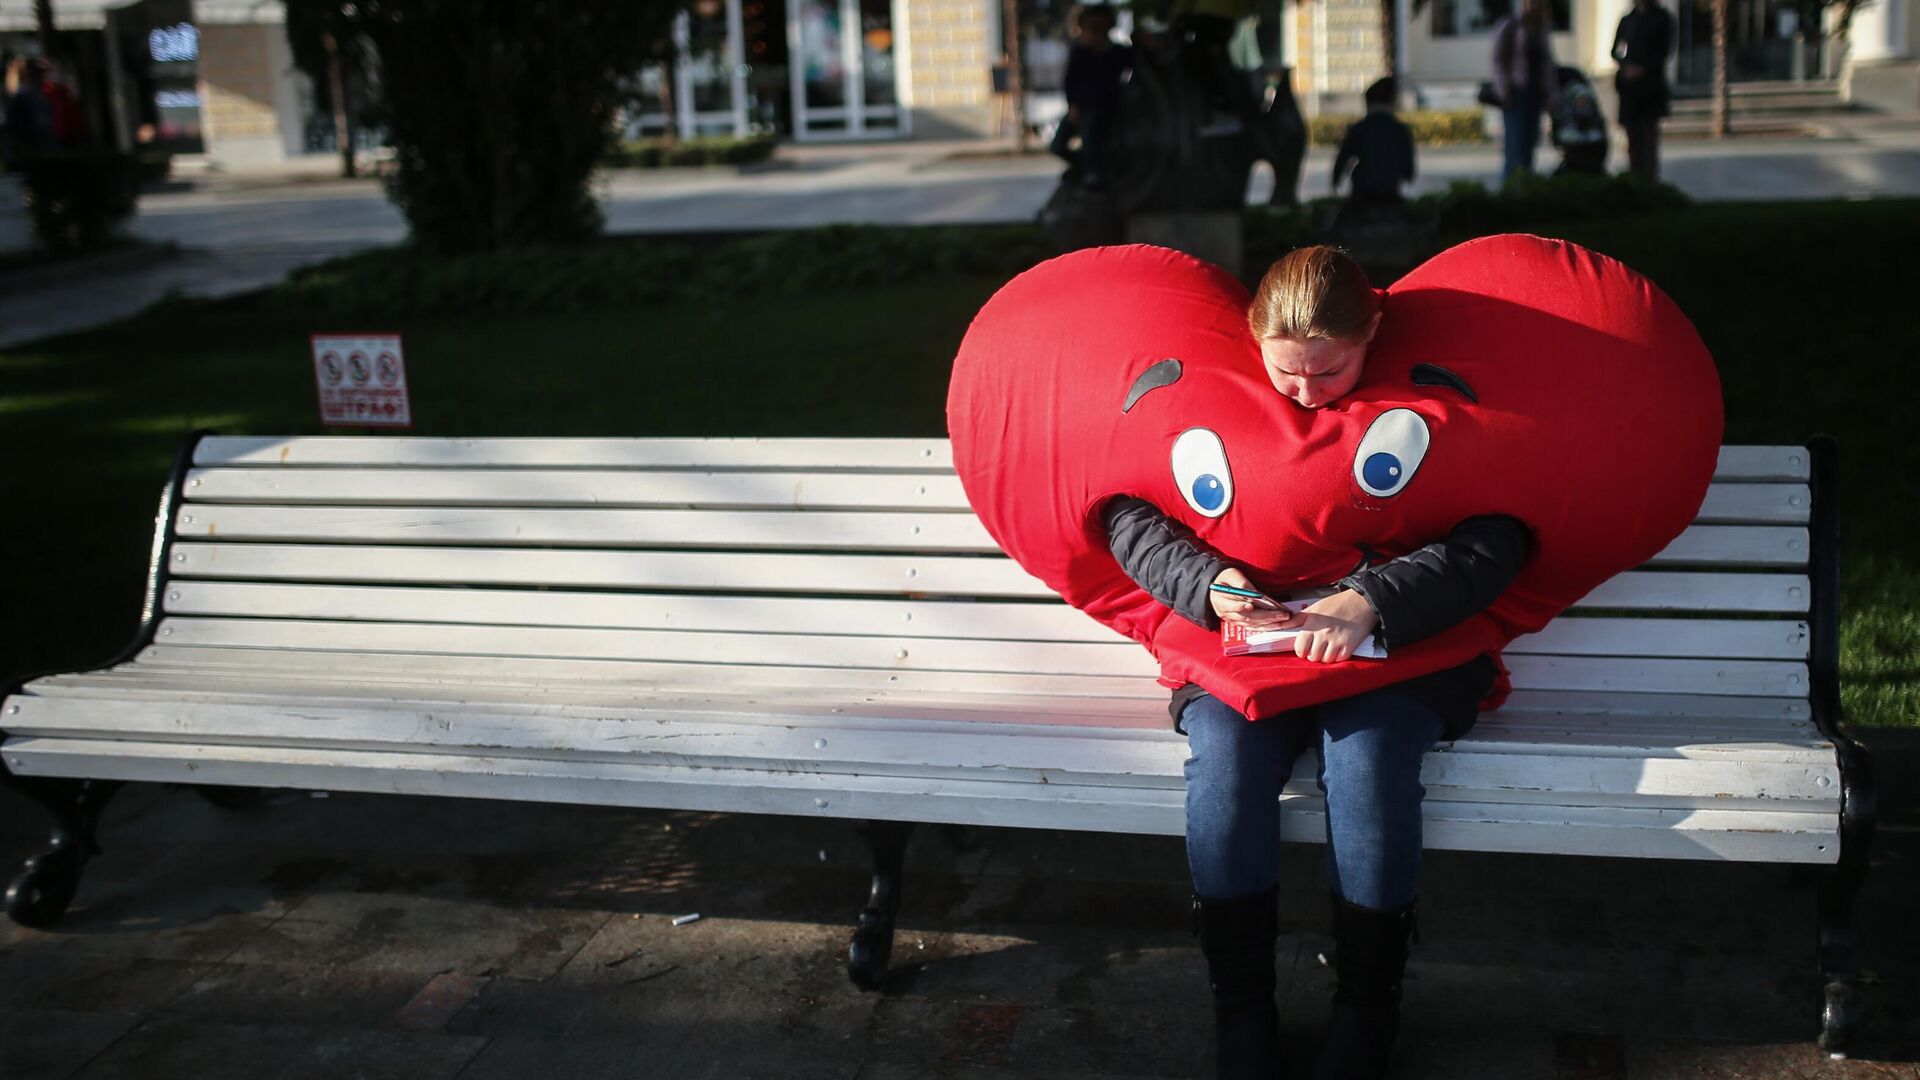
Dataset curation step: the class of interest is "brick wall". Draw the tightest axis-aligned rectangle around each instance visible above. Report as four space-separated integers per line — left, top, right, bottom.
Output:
197 23 279 140
904 0 995 135
1296 0 1390 113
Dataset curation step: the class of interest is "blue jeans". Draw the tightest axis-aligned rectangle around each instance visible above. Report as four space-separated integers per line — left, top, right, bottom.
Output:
1181 689 1446 910
1502 91 1545 181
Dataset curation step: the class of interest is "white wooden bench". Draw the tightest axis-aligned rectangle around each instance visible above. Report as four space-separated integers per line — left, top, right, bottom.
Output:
0 434 1876 1053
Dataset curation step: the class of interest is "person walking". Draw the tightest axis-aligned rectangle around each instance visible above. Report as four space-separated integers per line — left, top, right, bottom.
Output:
3 57 52 162
1490 0 1560 181
1613 0 1675 180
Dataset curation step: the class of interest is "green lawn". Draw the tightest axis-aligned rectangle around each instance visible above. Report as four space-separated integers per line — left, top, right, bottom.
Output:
2 200 1914 728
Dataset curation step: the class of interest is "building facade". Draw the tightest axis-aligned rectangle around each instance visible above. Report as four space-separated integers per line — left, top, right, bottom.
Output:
3 0 1913 170
2 0 324 168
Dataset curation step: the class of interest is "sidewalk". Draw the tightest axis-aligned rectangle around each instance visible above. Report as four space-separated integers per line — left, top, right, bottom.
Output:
2 731 1915 1079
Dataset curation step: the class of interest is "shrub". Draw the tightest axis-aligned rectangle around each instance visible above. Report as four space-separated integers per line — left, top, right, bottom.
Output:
1416 171 1691 236
264 222 1055 317
605 135 778 169
1245 173 1693 277
1309 109 1488 148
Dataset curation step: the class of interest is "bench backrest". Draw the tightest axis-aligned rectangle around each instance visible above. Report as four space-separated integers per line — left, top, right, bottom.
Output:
149 437 1816 725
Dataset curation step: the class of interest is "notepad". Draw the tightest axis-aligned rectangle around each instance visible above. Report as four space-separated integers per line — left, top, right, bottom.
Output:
1220 599 1387 659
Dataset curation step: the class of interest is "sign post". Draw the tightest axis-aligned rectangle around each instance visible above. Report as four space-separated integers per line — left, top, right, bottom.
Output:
312 333 412 429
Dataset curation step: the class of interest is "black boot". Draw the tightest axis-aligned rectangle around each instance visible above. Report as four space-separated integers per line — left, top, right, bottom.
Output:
1314 894 1416 1080
1194 886 1284 1080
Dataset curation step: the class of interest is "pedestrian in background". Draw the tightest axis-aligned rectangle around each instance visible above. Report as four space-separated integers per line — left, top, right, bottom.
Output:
1053 4 1130 189
1613 0 1674 180
1490 0 1560 181
3 57 52 162
1333 76 1416 209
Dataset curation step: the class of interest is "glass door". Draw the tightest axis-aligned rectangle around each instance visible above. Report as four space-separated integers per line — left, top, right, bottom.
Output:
677 0 752 136
789 0 904 139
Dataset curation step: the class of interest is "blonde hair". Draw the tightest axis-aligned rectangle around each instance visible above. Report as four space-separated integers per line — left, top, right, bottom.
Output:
1247 246 1380 343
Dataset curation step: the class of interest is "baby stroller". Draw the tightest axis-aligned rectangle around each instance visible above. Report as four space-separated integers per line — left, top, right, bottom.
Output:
1551 66 1609 176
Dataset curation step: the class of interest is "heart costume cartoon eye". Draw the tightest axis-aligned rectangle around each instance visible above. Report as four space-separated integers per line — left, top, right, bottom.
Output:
1171 427 1234 517
1353 409 1430 498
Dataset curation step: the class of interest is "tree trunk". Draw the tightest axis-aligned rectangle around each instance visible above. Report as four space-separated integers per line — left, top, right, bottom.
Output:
34 0 54 57
323 32 357 179
1711 0 1730 137
1003 0 1028 151
659 61 678 145
1382 0 1399 79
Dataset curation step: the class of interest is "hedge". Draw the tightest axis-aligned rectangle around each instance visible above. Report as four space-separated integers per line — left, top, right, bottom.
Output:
1308 109 1488 148
604 134 780 169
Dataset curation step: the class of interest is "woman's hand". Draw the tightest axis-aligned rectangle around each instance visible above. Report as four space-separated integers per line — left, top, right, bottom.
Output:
1210 568 1298 628
1290 589 1380 663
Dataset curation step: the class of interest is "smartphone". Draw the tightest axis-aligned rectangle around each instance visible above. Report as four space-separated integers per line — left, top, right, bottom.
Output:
1208 582 1284 611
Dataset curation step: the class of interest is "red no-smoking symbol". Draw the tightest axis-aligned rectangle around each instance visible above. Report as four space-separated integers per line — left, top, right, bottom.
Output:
320 351 344 385
347 352 371 385
376 352 400 387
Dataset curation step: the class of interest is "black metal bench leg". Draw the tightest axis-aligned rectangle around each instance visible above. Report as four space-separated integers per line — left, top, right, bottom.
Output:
846 818 915 991
1818 865 1864 1056
1806 437 1878 1059
1816 751 1877 1058
4 777 123 929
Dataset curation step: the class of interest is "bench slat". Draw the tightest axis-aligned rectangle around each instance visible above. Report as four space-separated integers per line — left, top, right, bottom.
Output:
162 583 1807 660
0 738 1840 863
4 694 1839 809
1710 446 1811 482
191 438 1811 483
1511 618 1807 660
163 582 1126 642
1580 571 1808 613
30 671 1830 751
1696 484 1810 525
184 468 974 511
27 671 1177 724
194 436 958 471
1652 525 1808 568
187 438 1804 478
129 644 1170 700
123 646 1822 722
148 617 1810 697
1504 655 1805 697
1497 688 1810 721
168 543 1810 613
185 468 1805 526
175 505 1003 552
154 617 1161 678
170 506 1810 570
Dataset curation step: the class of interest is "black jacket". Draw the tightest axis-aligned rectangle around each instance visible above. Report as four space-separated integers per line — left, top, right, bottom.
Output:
1101 496 1531 738
1333 111 1416 200
1612 4 1674 123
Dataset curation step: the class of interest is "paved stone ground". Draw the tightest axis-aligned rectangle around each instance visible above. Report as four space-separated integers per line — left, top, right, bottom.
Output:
1 731 1914 1079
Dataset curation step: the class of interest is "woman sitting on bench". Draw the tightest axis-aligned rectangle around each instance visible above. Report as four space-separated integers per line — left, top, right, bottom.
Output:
1102 246 1530 1080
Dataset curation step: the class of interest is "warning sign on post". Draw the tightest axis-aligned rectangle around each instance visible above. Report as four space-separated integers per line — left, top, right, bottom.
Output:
312 333 412 428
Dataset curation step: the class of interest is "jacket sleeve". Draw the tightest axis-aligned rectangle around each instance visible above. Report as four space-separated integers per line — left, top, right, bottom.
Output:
1336 514 1531 651
1102 496 1228 630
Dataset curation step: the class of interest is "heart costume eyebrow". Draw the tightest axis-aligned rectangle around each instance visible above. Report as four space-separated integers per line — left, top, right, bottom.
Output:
1123 358 1183 412
1411 363 1478 402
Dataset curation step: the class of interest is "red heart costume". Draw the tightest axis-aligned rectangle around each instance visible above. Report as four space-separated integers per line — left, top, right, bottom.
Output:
946 235 1724 720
